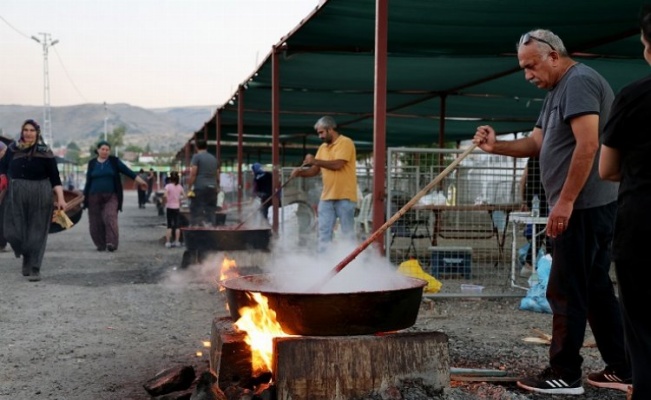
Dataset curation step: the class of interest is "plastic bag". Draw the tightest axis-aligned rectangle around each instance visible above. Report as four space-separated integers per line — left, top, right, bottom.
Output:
52 210 74 229
398 258 442 293
519 254 552 314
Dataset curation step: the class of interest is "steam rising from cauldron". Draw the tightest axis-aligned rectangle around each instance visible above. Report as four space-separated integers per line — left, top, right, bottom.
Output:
164 197 417 295
265 236 413 294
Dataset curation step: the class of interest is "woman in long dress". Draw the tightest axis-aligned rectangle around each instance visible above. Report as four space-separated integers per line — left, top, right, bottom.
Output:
83 140 147 252
0 119 67 281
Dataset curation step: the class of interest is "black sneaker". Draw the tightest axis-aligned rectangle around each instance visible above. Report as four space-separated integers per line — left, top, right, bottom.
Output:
517 367 584 395
587 367 632 392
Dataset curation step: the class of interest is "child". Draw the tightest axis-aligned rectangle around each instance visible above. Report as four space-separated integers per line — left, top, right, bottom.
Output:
163 171 185 248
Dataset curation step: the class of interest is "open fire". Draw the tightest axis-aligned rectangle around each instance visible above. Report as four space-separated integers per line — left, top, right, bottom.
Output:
218 256 288 374
218 256 239 284
210 257 449 400
234 292 289 373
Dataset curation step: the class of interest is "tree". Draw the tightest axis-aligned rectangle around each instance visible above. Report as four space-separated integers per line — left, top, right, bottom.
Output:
92 125 127 154
66 141 82 164
124 144 144 153
96 124 126 149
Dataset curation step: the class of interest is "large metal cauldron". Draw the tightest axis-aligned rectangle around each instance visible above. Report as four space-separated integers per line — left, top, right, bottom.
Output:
182 227 271 252
220 274 426 336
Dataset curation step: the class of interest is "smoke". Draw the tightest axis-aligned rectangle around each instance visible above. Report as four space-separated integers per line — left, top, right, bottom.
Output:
262 235 414 293
160 250 272 289
234 199 273 230
160 254 221 289
161 201 416 294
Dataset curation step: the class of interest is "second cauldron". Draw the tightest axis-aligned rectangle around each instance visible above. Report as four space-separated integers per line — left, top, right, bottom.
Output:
180 227 272 268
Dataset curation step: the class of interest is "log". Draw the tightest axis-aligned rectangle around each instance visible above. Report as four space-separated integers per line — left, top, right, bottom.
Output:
143 365 196 397
210 317 255 391
273 331 449 400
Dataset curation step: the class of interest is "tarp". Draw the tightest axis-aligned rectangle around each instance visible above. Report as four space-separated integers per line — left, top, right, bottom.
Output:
189 0 648 164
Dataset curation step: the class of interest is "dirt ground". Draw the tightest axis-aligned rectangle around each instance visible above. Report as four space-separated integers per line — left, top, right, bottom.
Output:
0 191 628 400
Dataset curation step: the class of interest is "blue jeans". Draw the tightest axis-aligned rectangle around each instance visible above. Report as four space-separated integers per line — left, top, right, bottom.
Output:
317 199 356 252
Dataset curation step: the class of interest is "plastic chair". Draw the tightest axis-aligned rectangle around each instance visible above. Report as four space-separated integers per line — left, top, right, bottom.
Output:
355 193 373 235
390 207 431 257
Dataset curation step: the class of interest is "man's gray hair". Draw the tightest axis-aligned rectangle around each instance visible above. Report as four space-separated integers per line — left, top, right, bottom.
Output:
517 29 568 57
314 116 337 131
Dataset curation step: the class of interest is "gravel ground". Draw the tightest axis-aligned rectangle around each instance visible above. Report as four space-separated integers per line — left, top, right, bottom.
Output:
0 191 628 400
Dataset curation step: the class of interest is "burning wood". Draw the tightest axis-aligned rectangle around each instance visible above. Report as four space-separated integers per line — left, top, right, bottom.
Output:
233 292 289 373
219 256 239 286
189 370 226 400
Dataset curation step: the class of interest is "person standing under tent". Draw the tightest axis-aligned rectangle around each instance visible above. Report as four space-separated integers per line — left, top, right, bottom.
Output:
598 6 651 399
473 29 630 395
163 171 184 248
186 139 218 226
291 116 358 252
251 163 277 219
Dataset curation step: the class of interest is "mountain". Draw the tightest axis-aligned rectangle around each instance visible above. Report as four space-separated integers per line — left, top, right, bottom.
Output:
0 103 213 149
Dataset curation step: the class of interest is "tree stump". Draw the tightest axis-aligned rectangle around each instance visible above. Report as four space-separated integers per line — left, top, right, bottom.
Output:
210 317 254 390
273 331 449 400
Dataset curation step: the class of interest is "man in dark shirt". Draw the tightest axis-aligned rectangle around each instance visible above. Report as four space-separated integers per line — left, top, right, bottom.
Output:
251 163 275 219
186 139 218 226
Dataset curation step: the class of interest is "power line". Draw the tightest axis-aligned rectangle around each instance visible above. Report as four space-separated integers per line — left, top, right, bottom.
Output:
0 14 31 39
2 13 89 121
52 47 88 103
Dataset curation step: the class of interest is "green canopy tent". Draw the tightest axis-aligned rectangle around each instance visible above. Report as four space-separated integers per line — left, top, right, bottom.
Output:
181 0 648 231
187 0 646 163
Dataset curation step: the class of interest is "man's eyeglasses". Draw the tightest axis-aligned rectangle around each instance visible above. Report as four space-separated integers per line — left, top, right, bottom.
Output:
519 33 556 51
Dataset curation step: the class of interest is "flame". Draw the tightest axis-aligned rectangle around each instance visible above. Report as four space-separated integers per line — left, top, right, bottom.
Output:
219 256 239 289
234 292 288 373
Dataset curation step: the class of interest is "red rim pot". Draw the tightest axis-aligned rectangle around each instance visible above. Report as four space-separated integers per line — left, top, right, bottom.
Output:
220 274 426 336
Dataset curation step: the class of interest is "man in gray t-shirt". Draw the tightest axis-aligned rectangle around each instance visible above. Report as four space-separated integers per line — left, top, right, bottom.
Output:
473 29 629 395
187 139 218 225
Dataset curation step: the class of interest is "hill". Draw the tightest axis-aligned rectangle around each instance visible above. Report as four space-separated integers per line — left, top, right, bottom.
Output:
0 103 213 150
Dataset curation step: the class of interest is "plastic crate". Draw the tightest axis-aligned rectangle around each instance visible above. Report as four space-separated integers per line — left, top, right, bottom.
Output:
430 246 472 279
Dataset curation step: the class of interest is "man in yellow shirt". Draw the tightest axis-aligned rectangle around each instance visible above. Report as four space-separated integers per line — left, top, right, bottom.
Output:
292 116 358 252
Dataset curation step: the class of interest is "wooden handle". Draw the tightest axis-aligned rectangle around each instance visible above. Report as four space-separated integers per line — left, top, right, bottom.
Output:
63 195 84 212
311 144 478 291
234 174 296 230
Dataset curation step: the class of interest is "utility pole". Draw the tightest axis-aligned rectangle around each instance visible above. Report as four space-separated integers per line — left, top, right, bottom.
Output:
31 33 58 146
103 102 108 141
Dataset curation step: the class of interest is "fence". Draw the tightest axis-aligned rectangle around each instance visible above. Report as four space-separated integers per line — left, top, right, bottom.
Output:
240 151 539 296
384 147 535 296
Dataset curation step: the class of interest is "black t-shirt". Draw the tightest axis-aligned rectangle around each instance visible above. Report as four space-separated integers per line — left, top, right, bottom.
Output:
253 172 273 199
602 73 651 260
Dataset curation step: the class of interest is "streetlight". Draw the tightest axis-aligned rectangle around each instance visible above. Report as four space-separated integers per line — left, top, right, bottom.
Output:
31 33 58 146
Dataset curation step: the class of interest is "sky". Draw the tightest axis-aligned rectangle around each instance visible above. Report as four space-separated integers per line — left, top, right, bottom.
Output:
0 0 320 109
